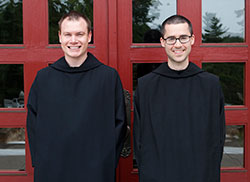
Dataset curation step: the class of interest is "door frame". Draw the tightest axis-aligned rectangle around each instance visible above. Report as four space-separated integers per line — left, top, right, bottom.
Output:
0 0 249 182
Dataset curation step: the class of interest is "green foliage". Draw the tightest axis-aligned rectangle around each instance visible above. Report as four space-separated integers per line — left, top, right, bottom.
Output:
133 0 160 43
0 64 24 107
203 63 244 105
49 0 93 44
0 0 23 44
221 35 244 43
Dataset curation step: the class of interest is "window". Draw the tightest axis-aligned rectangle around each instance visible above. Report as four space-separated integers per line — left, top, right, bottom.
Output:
0 0 23 44
202 63 244 105
221 125 244 168
48 0 93 44
0 64 24 108
202 0 245 43
0 128 25 170
133 0 176 43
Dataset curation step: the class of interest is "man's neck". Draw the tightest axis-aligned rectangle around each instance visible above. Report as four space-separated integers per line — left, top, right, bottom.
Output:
65 54 88 67
168 60 189 71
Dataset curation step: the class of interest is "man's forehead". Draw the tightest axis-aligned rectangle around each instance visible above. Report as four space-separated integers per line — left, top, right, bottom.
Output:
164 23 190 35
164 22 189 29
61 17 86 25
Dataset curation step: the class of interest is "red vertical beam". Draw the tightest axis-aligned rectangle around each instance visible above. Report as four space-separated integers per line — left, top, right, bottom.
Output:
244 0 250 175
117 0 132 90
23 0 48 47
178 0 202 65
177 0 201 45
93 1 108 64
117 1 134 182
107 0 118 69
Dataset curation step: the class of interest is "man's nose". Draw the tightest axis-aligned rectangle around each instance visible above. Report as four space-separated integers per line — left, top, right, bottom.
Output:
70 35 77 42
174 39 182 47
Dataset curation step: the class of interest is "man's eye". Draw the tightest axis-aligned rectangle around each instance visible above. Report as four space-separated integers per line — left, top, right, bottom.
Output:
168 37 175 41
180 36 189 40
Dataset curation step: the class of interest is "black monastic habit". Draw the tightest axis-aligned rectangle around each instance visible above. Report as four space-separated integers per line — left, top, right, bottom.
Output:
133 62 225 182
27 52 126 182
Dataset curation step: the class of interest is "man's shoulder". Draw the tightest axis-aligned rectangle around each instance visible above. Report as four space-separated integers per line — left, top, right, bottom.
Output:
99 63 117 72
36 66 53 77
137 72 159 89
139 72 156 81
198 71 220 84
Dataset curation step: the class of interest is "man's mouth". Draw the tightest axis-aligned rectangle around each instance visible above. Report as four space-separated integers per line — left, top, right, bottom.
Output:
68 46 81 49
173 50 184 54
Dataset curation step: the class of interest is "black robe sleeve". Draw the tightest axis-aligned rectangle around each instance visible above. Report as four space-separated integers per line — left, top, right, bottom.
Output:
26 76 38 167
133 85 141 168
219 85 226 162
114 74 127 167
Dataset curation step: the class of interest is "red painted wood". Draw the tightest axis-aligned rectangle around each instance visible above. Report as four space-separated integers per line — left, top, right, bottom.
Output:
107 0 118 69
178 0 202 46
92 1 108 65
23 0 48 47
116 0 133 181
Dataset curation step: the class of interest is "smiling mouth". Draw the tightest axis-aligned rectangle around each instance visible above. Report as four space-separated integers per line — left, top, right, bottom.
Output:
68 46 81 49
174 50 184 54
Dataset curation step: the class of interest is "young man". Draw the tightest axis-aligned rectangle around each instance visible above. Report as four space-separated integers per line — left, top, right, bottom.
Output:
133 15 225 182
27 11 126 182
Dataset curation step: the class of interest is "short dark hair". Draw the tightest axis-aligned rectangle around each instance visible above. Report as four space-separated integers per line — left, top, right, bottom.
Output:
58 11 92 33
160 15 193 37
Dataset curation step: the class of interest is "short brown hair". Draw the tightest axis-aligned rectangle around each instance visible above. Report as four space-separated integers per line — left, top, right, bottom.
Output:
58 11 92 33
161 15 193 37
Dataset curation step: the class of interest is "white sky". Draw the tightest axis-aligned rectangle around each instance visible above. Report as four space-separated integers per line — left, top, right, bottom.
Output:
147 0 244 36
147 0 176 29
202 0 244 35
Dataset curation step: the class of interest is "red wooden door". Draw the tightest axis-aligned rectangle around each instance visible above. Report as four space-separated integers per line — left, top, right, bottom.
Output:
0 0 249 182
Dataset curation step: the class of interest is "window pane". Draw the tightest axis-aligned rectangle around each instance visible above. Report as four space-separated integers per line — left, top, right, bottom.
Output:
133 63 161 91
222 125 244 168
0 0 23 44
202 0 245 43
0 64 24 108
48 0 93 44
0 128 25 170
133 0 176 43
202 63 244 105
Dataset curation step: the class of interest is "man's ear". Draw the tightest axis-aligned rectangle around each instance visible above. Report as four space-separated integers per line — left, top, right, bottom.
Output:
191 34 195 45
58 31 62 43
160 37 166 48
88 31 92 43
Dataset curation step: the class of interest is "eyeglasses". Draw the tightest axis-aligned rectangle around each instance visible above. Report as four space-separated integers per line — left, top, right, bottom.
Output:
162 35 192 45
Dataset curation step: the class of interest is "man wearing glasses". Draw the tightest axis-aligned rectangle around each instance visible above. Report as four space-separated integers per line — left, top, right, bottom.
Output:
133 15 225 182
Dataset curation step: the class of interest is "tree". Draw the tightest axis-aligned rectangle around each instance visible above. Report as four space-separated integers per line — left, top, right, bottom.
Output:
48 0 93 44
0 0 23 44
202 12 244 43
133 0 161 43
203 63 244 105
202 13 228 43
